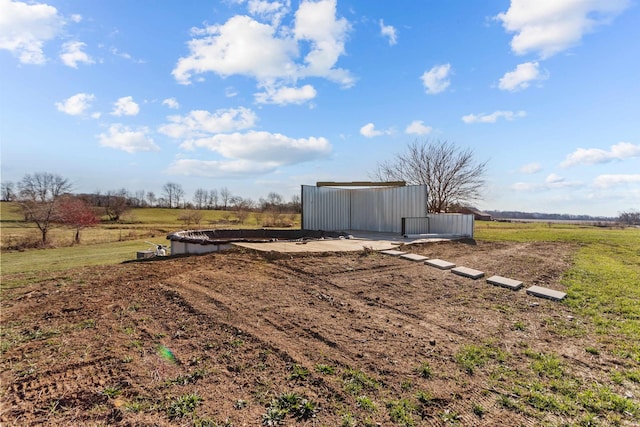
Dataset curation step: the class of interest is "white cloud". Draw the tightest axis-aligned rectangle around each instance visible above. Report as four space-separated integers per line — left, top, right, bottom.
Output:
0 0 64 64
60 41 94 68
545 173 576 188
98 124 159 153
172 0 353 89
510 173 581 192
519 162 542 174
462 110 526 124
255 84 317 105
162 98 180 109
360 122 392 138
111 96 140 116
293 0 352 85
561 142 640 167
173 15 297 84
405 120 432 135
246 0 290 26
180 131 331 165
55 92 95 116
70 13 82 23
496 0 630 59
379 19 397 45
109 47 145 63
498 61 547 91
421 64 451 94
159 107 257 139
594 174 640 188
167 158 279 178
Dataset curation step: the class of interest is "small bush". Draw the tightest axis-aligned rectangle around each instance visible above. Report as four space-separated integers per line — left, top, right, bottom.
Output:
314 364 335 375
356 395 376 412
289 364 309 381
167 393 202 419
416 361 432 379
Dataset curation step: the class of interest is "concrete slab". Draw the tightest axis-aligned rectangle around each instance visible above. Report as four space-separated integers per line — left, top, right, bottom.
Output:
526 285 567 301
400 253 429 262
233 238 400 253
380 249 407 256
425 258 456 270
451 266 485 279
487 275 523 290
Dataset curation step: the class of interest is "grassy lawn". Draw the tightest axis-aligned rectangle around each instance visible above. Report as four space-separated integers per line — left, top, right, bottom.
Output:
476 221 640 362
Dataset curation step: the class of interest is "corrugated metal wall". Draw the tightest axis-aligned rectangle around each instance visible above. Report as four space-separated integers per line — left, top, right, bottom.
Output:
427 213 474 236
302 185 428 233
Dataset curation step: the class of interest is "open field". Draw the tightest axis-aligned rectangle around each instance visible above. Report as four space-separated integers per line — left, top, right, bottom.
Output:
1 222 638 426
0 202 301 252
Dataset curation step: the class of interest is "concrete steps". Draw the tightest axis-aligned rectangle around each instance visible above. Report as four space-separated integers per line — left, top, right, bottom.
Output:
382 249 565 302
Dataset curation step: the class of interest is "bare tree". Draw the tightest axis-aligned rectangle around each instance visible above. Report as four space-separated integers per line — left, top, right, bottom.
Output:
193 188 207 209
146 191 157 207
374 140 487 213
232 197 254 224
220 187 231 210
1 181 16 201
104 189 130 221
619 209 640 225
208 189 218 210
17 172 72 244
163 182 184 208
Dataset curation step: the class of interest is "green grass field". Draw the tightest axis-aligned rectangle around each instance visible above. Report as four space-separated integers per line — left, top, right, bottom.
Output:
476 221 640 362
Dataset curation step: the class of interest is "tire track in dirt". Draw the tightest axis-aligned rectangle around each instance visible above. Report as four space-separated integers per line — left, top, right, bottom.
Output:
266 258 486 342
156 277 361 369
3 356 120 424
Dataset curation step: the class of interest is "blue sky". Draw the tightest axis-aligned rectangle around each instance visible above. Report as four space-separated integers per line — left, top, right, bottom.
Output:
1 0 638 216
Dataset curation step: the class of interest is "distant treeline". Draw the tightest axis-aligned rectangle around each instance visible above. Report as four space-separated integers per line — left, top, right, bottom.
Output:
486 210 616 222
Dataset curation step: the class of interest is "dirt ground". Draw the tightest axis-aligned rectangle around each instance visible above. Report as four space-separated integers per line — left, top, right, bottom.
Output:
1 240 636 426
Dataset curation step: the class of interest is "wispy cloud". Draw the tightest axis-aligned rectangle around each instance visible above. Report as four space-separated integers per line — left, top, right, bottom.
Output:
498 61 547 91
55 93 95 116
360 122 392 138
421 64 451 94
379 19 397 45
254 84 317 105
594 174 640 188
98 124 159 153
60 41 94 68
162 98 180 109
405 120 432 135
462 110 526 124
111 96 140 116
519 162 542 174
561 142 640 167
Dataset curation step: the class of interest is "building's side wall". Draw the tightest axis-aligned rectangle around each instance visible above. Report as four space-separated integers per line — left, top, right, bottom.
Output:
302 185 351 230
302 185 428 233
427 213 474 236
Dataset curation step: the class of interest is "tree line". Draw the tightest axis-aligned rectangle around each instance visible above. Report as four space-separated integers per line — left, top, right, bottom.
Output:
1 173 302 246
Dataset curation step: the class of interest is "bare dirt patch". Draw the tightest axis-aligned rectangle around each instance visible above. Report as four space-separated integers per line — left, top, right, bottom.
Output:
1 240 634 425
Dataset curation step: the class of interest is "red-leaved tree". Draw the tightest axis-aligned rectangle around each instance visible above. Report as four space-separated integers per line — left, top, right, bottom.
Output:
58 196 100 244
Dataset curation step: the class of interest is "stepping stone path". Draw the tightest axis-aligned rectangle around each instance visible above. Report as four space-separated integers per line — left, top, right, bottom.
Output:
400 253 429 262
451 266 485 280
380 249 407 256
526 285 567 301
425 258 456 270
487 275 523 291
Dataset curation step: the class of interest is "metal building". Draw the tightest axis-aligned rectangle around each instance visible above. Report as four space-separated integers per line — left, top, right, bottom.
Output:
301 183 474 237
